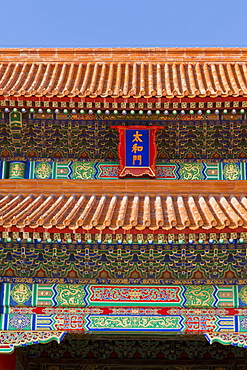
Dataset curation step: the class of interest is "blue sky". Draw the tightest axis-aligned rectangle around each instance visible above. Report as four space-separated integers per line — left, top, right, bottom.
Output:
1 0 246 47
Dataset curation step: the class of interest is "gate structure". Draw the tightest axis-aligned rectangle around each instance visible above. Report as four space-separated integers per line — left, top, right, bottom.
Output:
0 48 247 368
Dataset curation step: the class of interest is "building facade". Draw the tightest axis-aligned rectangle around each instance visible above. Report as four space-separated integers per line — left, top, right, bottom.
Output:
0 48 247 369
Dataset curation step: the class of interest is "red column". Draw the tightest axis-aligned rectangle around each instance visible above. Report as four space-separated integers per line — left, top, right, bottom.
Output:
0 351 16 370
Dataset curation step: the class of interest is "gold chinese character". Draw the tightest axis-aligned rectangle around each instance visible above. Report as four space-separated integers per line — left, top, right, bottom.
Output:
133 155 142 165
132 143 143 153
132 131 143 142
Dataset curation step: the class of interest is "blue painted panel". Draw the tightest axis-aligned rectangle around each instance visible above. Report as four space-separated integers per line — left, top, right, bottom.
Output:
126 129 149 167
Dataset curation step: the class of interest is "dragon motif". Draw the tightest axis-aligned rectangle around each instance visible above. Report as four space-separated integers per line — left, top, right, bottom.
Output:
179 163 203 180
239 286 247 305
10 284 32 304
56 284 85 306
223 163 240 180
184 286 214 307
71 162 95 179
35 162 52 179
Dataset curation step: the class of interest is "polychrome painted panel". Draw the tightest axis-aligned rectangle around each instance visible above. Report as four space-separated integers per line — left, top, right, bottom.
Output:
0 283 244 308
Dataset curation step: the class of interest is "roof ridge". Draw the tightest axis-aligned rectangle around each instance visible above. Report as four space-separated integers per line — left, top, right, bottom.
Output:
1 47 247 63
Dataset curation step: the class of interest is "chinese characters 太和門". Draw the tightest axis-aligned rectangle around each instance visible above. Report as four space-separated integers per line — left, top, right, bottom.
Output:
131 131 144 165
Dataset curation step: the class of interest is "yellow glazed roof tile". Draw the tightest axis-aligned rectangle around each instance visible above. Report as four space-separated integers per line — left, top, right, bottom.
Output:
1 48 247 98
1 193 247 231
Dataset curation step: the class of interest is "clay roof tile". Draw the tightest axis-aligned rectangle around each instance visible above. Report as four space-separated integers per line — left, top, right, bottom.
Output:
219 196 243 227
198 195 217 229
24 195 54 227
117 195 128 227
50 195 76 227
208 195 230 228
230 196 247 224
91 195 107 227
1 192 247 232
129 195 139 227
39 194 65 228
166 195 177 229
77 195 96 228
104 194 118 227
236 64 247 94
188 196 204 229
3 195 33 228
154 195 162 225
0 48 247 98
15 195 44 228
177 195 190 228
64 194 86 227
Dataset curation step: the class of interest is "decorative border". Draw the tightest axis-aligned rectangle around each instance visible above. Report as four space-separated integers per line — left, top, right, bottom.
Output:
205 332 247 348
0 331 65 354
1 282 247 352
1 330 247 353
157 162 245 180
1 283 245 308
1 96 247 113
1 160 247 180
1 276 247 285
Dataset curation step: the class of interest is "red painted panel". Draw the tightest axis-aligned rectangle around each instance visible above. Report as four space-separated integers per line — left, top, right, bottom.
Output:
0 351 16 370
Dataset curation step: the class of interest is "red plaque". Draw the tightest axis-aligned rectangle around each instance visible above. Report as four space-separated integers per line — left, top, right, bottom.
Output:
112 126 161 178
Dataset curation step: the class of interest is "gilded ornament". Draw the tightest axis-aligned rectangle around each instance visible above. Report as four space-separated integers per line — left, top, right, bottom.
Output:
9 162 25 179
35 162 52 179
56 284 85 306
9 314 31 329
184 286 214 307
223 163 240 180
179 163 203 180
0 331 65 353
10 283 32 304
240 317 247 330
89 316 180 330
71 162 95 179
90 286 180 302
239 286 247 304
9 110 22 128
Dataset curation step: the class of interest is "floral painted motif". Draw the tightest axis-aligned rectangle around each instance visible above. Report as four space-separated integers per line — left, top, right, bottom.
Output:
240 317 247 330
156 165 177 179
89 316 181 330
9 314 31 329
10 284 32 304
98 164 118 179
205 332 247 348
0 331 65 354
56 284 85 306
90 286 180 303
